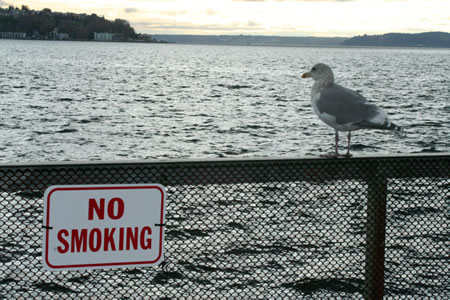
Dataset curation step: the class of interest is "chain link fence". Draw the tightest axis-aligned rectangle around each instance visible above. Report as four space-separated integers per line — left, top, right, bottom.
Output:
0 154 448 299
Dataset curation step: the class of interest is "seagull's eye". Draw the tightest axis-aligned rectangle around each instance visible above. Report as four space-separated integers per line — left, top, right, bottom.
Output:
312 67 316 71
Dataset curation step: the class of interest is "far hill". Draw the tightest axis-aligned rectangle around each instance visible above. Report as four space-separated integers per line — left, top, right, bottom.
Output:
342 32 450 48
152 33 450 48
152 34 346 47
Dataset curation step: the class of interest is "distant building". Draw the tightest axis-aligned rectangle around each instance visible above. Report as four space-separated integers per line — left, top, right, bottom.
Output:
0 32 26 39
94 32 113 41
49 28 69 40
140 34 153 42
58 33 69 40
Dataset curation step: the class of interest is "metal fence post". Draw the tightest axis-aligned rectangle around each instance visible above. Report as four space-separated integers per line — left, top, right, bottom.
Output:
364 169 388 300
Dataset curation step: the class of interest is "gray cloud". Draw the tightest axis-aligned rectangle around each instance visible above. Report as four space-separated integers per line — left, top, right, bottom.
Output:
160 10 188 16
133 20 266 33
124 8 139 13
159 9 219 17
0 0 9 7
247 20 259 27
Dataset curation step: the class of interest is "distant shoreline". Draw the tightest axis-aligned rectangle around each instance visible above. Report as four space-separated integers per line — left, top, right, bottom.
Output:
0 38 169 44
152 32 450 49
2 38 449 50
148 42 450 50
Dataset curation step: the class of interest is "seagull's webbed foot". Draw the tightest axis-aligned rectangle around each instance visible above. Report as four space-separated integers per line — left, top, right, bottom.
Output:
344 132 353 158
343 152 353 158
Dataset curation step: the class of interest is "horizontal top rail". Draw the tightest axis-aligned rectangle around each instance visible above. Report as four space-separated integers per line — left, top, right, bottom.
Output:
0 153 448 191
0 152 447 168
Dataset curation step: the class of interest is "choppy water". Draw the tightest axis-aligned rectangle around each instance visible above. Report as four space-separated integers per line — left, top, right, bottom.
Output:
0 40 449 162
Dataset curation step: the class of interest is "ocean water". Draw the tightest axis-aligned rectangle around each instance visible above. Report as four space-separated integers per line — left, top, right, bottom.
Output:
0 40 449 162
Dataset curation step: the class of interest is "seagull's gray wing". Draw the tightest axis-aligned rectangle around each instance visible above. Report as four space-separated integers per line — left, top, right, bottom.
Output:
316 84 380 125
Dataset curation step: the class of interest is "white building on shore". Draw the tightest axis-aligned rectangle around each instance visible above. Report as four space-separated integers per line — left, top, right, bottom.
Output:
94 32 113 41
0 32 26 39
49 28 69 40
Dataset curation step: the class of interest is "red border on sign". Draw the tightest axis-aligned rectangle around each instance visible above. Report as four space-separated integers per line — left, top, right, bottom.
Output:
44 185 165 269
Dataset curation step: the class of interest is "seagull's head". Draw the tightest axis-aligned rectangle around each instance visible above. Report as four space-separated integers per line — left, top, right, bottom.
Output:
302 63 334 83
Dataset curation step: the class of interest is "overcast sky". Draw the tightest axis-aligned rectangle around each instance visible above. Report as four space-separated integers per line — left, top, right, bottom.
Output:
3 0 450 36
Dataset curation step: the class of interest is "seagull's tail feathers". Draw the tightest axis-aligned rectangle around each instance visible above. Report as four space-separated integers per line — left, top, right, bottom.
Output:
357 120 402 131
385 121 402 132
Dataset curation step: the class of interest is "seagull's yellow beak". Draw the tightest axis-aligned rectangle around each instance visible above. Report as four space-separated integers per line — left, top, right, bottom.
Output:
301 72 311 78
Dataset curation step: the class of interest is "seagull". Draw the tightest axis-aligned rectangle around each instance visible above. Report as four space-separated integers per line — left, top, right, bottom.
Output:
302 63 401 157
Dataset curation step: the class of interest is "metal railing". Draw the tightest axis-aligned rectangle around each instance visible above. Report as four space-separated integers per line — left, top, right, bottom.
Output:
0 153 448 299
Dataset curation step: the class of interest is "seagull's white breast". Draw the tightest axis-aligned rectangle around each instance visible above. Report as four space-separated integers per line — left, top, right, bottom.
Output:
311 91 338 129
311 91 321 116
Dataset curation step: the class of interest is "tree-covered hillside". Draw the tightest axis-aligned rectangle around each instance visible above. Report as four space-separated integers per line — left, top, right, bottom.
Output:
0 5 136 40
342 32 450 48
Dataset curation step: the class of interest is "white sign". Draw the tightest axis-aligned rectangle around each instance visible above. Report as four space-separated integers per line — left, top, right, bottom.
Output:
42 184 165 271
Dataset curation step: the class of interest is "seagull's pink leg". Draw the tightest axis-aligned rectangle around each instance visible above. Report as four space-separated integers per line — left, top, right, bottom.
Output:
345 131 352 157
335 130 339 156
321 130 342 158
